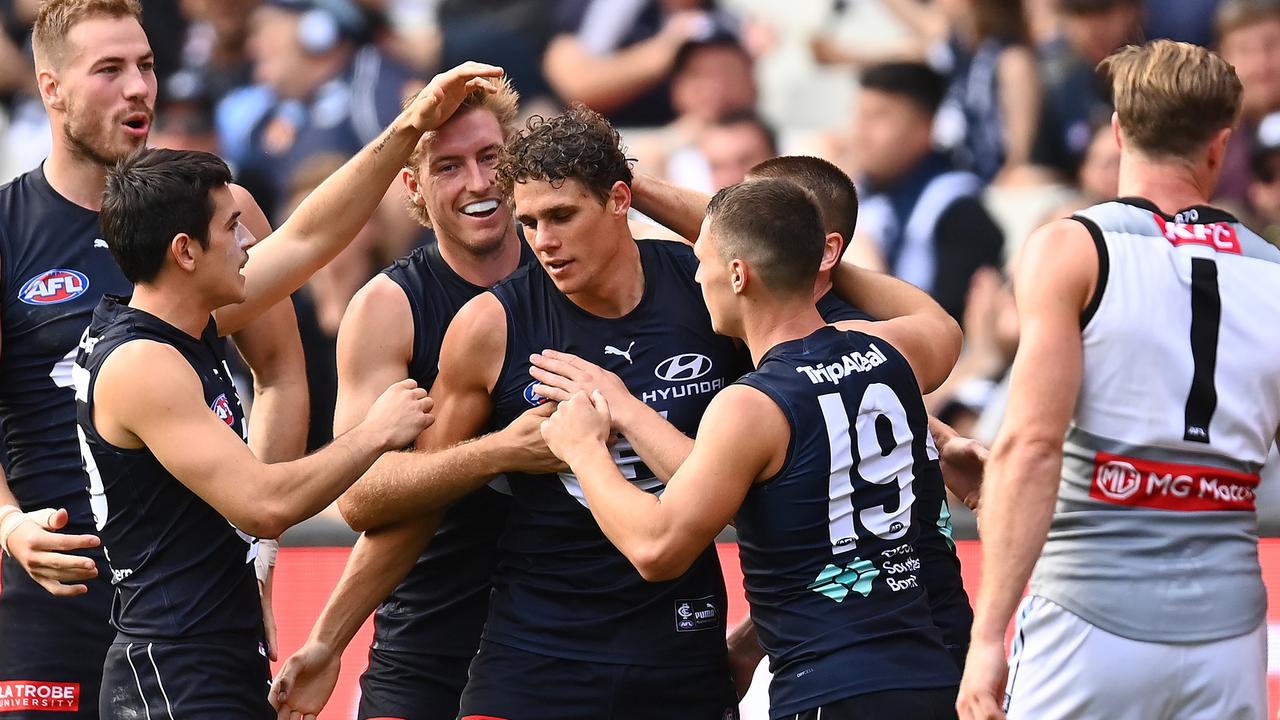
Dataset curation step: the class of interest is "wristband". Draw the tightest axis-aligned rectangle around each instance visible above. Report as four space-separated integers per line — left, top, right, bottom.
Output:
0 508 29 556
255 538 279 585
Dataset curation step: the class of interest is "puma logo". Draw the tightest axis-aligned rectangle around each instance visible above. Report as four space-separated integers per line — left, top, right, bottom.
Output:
605 341 635 364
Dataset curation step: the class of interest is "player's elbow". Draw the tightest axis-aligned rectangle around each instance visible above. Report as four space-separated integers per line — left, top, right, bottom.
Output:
237 506 292 540
916 314 963 394
337 492 372 533
631 543 695 583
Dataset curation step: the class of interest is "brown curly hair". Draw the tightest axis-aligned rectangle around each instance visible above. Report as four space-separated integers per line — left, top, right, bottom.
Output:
496 104 633 204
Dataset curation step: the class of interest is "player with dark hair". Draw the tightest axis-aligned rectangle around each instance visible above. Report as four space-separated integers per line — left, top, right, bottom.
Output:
539 177 963 719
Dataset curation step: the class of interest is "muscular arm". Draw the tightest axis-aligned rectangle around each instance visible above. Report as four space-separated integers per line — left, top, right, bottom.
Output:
544 386 784 581
830 261 962 393
958 219 1095 715
95 341 427 538
542 31 684 115
228 182 309 463
337 293 507 532
629 173 710 242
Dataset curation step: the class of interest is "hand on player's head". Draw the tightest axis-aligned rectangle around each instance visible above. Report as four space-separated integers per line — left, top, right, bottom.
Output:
541 390 612 464
406 62 505 135
364 379 434 451
3 507 100 597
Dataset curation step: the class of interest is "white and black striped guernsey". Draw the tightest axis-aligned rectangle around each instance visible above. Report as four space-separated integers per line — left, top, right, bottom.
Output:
1033 197 1280 642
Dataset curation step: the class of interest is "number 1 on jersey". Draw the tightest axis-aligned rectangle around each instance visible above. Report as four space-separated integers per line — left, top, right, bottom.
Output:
1184 257 1220 443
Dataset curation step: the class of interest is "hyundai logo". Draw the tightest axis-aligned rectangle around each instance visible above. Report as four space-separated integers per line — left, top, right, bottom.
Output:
655 353 713 382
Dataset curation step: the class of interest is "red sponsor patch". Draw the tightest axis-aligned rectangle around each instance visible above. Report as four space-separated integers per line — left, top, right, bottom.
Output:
1152 213 1242 254
0 681 79 712
1091 451 1259 511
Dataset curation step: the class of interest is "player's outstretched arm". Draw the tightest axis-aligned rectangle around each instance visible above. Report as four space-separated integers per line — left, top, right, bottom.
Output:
338 293 562 531
542 386 784 581
94 341 433 539
270 518 436 718
630 173 710 242
829 261 962 393
956 219 1095 720
212 62 506 336
529 349 693 483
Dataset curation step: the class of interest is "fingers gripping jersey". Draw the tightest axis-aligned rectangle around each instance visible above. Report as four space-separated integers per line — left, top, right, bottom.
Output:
1033 198 1280 642
734 327 958 718
485 240 749 667
74 297 262 641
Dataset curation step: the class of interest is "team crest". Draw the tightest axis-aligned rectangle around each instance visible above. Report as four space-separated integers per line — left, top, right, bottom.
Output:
523 380 548 407
18 269 89 305
211 394 235 426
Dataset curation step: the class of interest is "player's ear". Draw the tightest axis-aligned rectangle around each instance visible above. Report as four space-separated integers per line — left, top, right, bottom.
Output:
401 166 423 204
729 258 747 295
608 180 632 217
169 233 199 272
818 232 843 272
38 68 63 112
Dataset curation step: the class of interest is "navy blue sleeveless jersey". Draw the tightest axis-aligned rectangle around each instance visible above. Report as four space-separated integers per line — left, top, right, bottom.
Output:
75 297 262 641
485 239 748 666
370 240 534 655
0 165 131 522
735 326 959 718
816 292 972 665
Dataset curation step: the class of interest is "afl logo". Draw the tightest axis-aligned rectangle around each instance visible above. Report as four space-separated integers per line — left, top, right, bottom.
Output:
523 380 548 407
655 353 713 382
19 269 89 305
211 394 235 426
1095 460 1141 501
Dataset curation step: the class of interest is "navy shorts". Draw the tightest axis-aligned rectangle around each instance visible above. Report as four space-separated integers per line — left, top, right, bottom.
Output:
790 686 959 720
0 549 114 718
101 637 272 719
357 646 473 720
458 640 738 720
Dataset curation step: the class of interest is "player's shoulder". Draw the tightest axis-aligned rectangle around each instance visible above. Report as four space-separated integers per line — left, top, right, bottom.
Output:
343 273 413 336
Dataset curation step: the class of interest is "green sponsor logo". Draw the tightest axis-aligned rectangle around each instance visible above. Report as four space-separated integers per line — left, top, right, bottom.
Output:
807 556 879 602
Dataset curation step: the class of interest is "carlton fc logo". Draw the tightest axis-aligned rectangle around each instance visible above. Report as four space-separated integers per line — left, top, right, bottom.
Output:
210 394 235 426
19 269 89 305
523 380 548 407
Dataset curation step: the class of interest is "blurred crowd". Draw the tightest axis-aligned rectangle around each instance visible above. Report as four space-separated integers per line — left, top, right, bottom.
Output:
2 0 1279 456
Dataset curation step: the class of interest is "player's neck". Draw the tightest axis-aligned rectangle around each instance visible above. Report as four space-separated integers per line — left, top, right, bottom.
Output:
438 227 523 287
1117 153 1215 214
811 275 834 304
566 236 644 318
741 298 825 367
128 282 213 340
43 135 111 212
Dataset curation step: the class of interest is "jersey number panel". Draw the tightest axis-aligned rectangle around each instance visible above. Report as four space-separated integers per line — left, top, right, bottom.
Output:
1184 257 1220 443
818 383 917 552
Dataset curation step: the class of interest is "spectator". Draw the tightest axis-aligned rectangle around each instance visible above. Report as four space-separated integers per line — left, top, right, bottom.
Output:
543 0 737 127
435 0 557 107
699 110 777 190
169 0 260 106
1144 0 1221 47
1216 0 1280 207
1077 121 1121 200
852 62 1004 320
217 0 417 215
1248 112 1280 243
1033 0 1139 177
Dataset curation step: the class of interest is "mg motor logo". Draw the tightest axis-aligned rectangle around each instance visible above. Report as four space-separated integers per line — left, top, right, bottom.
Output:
655 353 712 382
1095 460 1141 501
19 268 89 305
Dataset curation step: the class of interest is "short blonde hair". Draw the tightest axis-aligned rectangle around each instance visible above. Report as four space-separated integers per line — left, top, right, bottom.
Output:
33 0 142 68
1099 40 1243 159
402 77 520 228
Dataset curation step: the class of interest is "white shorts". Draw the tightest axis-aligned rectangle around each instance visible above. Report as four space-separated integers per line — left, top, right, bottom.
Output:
1003 595 1266 720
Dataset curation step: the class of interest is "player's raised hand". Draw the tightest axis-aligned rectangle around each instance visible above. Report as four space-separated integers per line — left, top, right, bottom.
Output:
496 401 567 475
541 390 612 464
956 637 1009 720
530 349 634 425
404 62 505 135
1 507 100 597
363 379 434 450
269 640 341 720
929 417 986 512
